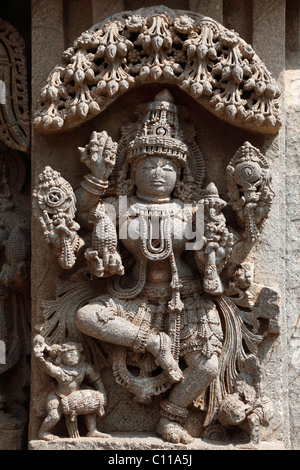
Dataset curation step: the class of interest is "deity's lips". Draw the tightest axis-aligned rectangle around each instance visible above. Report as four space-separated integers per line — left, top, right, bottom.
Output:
150 180 166 185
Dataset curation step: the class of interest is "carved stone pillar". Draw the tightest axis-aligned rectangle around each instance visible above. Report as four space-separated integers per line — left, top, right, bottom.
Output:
0 17 31 450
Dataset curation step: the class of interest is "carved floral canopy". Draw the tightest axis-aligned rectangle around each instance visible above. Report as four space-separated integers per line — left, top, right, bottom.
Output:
33 6 281 135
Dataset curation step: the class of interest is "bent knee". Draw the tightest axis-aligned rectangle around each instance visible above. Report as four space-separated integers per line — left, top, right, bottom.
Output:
186 353 219 382
75 304 116 335
75 305 91 333
205 354 219 381
46 408 61 419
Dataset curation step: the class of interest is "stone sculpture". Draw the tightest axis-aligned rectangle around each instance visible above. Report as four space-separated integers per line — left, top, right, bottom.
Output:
33 166 83 270
33 87 279 445
33 332 109 440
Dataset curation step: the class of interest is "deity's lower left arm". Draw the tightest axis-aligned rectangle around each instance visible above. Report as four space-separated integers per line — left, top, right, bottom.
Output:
226 142 274 243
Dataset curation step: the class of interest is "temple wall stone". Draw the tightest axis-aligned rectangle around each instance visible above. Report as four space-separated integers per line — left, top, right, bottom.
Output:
285 0 300 449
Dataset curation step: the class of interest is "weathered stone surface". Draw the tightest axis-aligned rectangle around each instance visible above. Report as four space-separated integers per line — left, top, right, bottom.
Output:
285 0 300 449
0 411 26 450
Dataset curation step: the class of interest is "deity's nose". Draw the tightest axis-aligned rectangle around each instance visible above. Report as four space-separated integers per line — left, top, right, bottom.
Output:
154 166 163 177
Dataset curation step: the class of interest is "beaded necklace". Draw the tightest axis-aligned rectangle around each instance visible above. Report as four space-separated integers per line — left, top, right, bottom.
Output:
128 200 179 261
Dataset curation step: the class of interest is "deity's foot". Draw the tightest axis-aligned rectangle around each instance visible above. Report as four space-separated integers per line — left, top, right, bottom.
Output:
38 432 60 441
87 430 111 438
156 417 193 445
147 333 183 382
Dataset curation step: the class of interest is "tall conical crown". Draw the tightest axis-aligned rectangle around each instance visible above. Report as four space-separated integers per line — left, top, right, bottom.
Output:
127 89 188 167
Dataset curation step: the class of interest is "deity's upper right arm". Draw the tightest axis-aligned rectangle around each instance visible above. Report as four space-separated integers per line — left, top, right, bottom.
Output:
75 185 100 229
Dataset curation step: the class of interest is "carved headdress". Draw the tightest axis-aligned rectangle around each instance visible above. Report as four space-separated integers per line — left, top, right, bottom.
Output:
126 89 188 169
60 342 83 353
115 89 205 200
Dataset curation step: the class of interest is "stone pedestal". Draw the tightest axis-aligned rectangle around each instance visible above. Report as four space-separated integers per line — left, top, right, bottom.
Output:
28 434 285 451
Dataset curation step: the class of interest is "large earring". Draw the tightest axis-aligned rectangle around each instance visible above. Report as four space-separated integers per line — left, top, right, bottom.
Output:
116 163 135 196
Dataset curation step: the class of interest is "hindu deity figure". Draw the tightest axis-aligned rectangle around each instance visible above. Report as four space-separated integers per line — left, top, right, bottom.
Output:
73 89 233 444
34 89 277 444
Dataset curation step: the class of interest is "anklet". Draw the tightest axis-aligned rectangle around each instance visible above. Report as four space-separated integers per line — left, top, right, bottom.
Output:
160 399 188 423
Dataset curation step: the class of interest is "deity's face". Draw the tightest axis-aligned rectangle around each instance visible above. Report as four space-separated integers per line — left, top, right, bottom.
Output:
62 349 81 366
134 156 178 201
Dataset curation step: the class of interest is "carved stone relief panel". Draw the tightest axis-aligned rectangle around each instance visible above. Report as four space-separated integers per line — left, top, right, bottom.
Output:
0 18 31 450
30 6 282 450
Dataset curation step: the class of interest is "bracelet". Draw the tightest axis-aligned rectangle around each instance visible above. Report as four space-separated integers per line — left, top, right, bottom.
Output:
81 174 109 195
133 325 150 353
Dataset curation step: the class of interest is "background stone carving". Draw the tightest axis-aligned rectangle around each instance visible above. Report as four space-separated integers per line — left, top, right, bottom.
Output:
0 19 30 153
0 13 31 451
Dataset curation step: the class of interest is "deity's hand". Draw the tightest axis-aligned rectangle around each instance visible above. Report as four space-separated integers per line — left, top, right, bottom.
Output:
50 224 73 249
33 333 50 360
195 228 234 273
84 247 124 278
79 130 117 181
214 229 234 267
40 211 79 250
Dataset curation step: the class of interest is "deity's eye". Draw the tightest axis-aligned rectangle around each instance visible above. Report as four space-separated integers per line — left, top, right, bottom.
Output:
162 164 175 171
142 164 154 170
141 162 156 170
158 162 176 172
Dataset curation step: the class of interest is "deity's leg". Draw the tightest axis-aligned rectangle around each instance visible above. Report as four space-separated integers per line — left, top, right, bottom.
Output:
167 352 219 407
75 303 183 382
38 393 62 441
156 352 219 444
76 303 142 348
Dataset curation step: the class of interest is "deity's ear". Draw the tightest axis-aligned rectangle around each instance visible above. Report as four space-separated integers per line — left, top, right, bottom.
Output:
176 165 185 182
129 162 135 179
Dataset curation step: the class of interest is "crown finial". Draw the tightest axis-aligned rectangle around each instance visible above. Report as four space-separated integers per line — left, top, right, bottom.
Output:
127 89 187 168
154 89 174 103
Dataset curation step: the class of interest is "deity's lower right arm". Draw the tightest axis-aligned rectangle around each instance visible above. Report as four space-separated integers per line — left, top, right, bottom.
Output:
33 166 84 270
